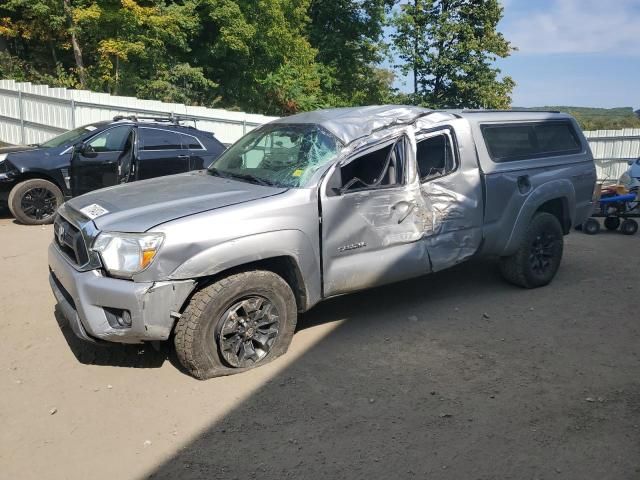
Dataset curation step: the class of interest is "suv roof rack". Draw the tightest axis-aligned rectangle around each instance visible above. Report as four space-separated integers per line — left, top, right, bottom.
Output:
112 113 200 125
460 109 562 114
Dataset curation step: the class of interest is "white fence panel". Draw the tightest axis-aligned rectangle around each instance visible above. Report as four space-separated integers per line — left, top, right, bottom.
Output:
0 79 277 145
584 128 640 181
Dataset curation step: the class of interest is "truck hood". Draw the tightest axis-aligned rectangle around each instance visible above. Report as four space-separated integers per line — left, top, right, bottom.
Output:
65 171 288 232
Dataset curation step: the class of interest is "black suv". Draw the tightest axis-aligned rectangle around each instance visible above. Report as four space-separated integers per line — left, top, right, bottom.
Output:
0 116 226 224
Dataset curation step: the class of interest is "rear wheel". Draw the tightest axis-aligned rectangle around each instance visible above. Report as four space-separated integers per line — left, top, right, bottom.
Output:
8 178 63 225
620 219 638 235
174 270 297 379
604 216 620 231
500 212 564 289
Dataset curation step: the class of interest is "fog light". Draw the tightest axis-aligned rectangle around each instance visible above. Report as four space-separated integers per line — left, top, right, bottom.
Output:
104 307 132 329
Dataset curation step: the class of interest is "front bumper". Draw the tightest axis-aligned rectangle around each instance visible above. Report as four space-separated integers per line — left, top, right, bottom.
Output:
0 174 14 204
48 243 195 344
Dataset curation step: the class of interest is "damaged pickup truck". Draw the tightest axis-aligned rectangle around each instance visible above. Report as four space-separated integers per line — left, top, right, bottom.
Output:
48 106 596 378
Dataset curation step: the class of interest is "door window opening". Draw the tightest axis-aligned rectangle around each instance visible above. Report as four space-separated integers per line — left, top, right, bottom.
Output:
339 139 406 193
416 133 456 182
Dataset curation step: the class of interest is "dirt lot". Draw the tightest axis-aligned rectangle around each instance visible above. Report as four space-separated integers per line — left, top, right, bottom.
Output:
0 214 639 480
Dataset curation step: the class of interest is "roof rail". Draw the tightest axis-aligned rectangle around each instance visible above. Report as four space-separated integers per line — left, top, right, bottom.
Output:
112 113 200 125
460 109 562 114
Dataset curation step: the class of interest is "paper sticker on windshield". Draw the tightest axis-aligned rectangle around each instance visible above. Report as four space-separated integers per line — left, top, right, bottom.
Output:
80 203 109 219
292 169 303 177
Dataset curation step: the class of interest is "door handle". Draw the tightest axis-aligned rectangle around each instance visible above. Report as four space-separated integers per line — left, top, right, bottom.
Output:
517 175 531 194
177 155 189 160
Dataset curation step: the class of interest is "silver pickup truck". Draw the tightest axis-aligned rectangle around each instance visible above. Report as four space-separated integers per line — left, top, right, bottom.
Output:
48 106 596 378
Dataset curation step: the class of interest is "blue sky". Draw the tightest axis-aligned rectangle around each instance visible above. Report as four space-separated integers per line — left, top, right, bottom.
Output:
391 0 640 109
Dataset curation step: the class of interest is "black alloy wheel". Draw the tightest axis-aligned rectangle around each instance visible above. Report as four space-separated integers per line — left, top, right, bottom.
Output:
528 231 557 277
8 178 64 225
217 296 281 368
21 187 58 221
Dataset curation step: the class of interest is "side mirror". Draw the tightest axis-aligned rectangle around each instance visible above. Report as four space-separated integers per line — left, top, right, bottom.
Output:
629 160 634 166
73 142 96 158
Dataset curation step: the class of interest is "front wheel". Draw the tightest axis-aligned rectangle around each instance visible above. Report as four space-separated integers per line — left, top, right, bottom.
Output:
499 212 564 289
174 271 297 379
8 178 63 225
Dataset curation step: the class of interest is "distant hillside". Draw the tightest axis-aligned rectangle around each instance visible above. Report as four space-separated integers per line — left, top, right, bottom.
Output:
517 106 640 131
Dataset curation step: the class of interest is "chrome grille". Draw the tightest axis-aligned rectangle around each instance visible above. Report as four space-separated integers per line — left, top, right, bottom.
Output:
54 215 89 266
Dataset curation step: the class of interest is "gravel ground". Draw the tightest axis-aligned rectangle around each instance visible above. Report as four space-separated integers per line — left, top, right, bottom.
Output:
0 215 638 480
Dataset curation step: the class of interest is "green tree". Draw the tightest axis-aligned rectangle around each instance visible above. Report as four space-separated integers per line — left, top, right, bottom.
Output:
308 0 395 105
0 0 82 84
193 0 325 115
391 0 515 108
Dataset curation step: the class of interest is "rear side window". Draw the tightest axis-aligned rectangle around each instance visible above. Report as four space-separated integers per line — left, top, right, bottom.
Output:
482 122 582 162
139 128 182 151
180 133 205 150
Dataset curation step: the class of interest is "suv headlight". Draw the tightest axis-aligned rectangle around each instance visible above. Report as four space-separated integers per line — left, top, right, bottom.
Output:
92 232 164 278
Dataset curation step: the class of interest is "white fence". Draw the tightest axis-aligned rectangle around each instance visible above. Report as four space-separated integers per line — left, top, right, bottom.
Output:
583 129 640 181
0 79 277 146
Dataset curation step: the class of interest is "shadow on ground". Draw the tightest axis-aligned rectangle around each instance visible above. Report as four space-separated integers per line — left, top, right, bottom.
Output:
136 252 640 479
54 307 170 369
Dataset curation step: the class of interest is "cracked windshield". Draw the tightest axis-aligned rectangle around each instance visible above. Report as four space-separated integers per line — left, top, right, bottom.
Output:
209 125 342 187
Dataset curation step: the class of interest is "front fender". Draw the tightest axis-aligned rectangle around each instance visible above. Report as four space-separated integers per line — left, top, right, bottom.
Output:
167 229 321 309
502 179 576 256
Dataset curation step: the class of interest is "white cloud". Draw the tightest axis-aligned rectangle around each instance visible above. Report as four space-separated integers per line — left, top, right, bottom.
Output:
502 0 640 55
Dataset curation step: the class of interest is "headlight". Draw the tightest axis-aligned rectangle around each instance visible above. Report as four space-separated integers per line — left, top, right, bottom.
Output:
92 232 164 278
0 153 7 162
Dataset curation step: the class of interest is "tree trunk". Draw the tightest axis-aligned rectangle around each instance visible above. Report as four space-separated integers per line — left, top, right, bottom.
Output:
49 41 58 66
62 0 86 87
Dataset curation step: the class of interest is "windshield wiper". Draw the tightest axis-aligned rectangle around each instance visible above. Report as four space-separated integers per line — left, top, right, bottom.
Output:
230 172 275 187
209 167 276 187
208 167 231 179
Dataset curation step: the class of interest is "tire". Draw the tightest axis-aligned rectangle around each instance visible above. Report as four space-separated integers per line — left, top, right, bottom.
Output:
620 219 638 235
499 212 564 289
174 270 297 379
604 216 620 231
8 178 63 225
582 218 600 235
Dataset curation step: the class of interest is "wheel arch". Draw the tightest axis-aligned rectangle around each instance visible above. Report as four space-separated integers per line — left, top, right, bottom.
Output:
183 256 309 314
162 230 322 313
10 170 66 194
502 179 576 256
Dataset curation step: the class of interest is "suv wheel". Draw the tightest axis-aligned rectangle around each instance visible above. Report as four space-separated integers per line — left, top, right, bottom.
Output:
174 270 297 379
499 212 564 289
8 178 63 225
